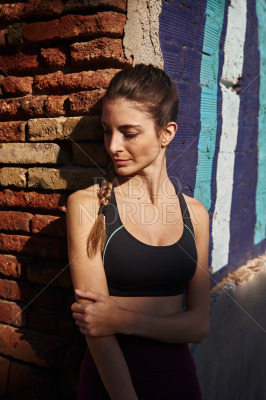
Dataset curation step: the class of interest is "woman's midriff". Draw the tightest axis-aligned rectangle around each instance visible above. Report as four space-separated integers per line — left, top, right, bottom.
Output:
111 294 183 316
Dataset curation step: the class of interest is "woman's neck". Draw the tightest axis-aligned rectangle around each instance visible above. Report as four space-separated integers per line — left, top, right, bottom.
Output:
114 159 176 205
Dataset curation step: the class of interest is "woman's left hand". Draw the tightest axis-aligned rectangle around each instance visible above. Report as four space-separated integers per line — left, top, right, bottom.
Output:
71 289 121 337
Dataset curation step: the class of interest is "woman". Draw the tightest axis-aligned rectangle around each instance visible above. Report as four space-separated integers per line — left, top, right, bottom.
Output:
66 64 210 399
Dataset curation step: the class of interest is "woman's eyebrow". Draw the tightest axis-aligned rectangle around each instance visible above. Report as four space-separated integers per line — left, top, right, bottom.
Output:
101 121 143 129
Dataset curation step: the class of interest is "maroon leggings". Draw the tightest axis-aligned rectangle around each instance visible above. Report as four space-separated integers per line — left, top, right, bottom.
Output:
78 334 202 400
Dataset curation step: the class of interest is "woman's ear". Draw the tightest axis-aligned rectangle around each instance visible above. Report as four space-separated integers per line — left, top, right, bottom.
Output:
161 122 178 147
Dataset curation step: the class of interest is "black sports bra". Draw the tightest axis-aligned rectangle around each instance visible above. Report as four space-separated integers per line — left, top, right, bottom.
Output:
102 186 197 297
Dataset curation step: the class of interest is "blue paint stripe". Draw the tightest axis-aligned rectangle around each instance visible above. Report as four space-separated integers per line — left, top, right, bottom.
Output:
102 225 124 266
254 0 266 244
194 0 226 211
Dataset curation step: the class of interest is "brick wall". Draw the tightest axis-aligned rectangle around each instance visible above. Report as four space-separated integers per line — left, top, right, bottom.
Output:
0 1 130 398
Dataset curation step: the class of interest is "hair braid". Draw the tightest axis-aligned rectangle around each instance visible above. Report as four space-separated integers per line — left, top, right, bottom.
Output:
87 163 115 258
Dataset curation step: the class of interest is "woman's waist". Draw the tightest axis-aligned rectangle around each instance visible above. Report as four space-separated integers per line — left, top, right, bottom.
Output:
110 293 183 316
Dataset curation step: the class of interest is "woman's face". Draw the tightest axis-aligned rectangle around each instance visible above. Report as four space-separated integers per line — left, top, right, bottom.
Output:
101 98 164 176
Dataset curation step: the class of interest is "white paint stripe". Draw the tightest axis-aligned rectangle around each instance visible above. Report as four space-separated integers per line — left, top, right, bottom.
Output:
211 0 247 273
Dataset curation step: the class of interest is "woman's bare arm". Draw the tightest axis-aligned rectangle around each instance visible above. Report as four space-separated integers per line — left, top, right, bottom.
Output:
66 188 138 400
72 198 210 344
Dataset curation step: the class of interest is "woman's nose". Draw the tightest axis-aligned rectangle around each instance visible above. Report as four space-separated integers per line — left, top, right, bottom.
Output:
106 132 123 154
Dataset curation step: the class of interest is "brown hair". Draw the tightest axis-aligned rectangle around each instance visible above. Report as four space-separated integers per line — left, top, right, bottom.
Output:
87 64 179 257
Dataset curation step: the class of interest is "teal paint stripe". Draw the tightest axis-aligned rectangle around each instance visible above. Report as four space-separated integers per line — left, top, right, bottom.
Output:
184 224 197 247
254 0 266 244
102 225 124 266
194 0 226 211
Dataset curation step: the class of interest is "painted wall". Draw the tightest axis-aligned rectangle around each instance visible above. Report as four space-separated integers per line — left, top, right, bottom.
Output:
159 0 266 282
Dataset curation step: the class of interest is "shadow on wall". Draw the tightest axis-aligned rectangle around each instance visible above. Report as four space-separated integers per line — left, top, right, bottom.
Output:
192 262 266 400
13 99 110 400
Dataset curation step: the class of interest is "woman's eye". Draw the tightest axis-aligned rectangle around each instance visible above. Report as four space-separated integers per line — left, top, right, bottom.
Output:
103 130 111 135
123 133 137 140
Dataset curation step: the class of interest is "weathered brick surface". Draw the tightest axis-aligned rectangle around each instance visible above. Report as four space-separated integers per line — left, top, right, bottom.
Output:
27 263 72 288
0 189 68 212
0 143 71 164
27 117 65 141
64 0 126 13
0 52 41 75
68 89 104 115
70 38 130 67
0 233 68 259
1 76 33 96
0 254 23 279
33 69 119 94
20 95 46 118
7 22 23 46
0 211 32 232
28 167 103 190
0 121 26 142
0 279 20 301
0 299 25 327
28 115 103 142
31 214 66 237
0 167 27 187
0 0 128 392
44 94 67 117
0 97 22 121
0 277 68 311
72 143 110 167
64 115 104 141
0 356 10 397
8 361 61 400
0 1 64 25
23 12 126 43
0 29 7 48
0 323 70 367
40 46 67 69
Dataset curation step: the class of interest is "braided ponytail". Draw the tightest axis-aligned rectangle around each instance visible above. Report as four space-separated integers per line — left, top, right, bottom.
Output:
87 164 115 257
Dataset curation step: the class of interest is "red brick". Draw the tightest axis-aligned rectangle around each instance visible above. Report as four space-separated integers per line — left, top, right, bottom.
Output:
0 51 41 75
20 95 46 118
0 300 25 327
0 254 23 278
0 97 22 121
64 0 126 13
1 76 33 96
68 89 104 116
34 69 119 94
27 263 72 288
40 46 67 69
0 323 69 367
31 214 66 237
0 1 64 25
0 211 32 232
0 356 10 396
44 95 67 117
70 38 131 68
0 279 20 301
23 12 126 44
0 233 68 259
0 121 26 142
8 361 60 400
0 189 68 212
0 29 7 48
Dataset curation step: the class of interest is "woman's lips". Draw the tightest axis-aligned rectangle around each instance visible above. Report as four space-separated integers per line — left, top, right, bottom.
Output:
114 159 129 166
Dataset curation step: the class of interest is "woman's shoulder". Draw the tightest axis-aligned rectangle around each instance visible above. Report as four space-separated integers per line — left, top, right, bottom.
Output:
67 184 99 207
182 193 209 227
66 184 100 229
